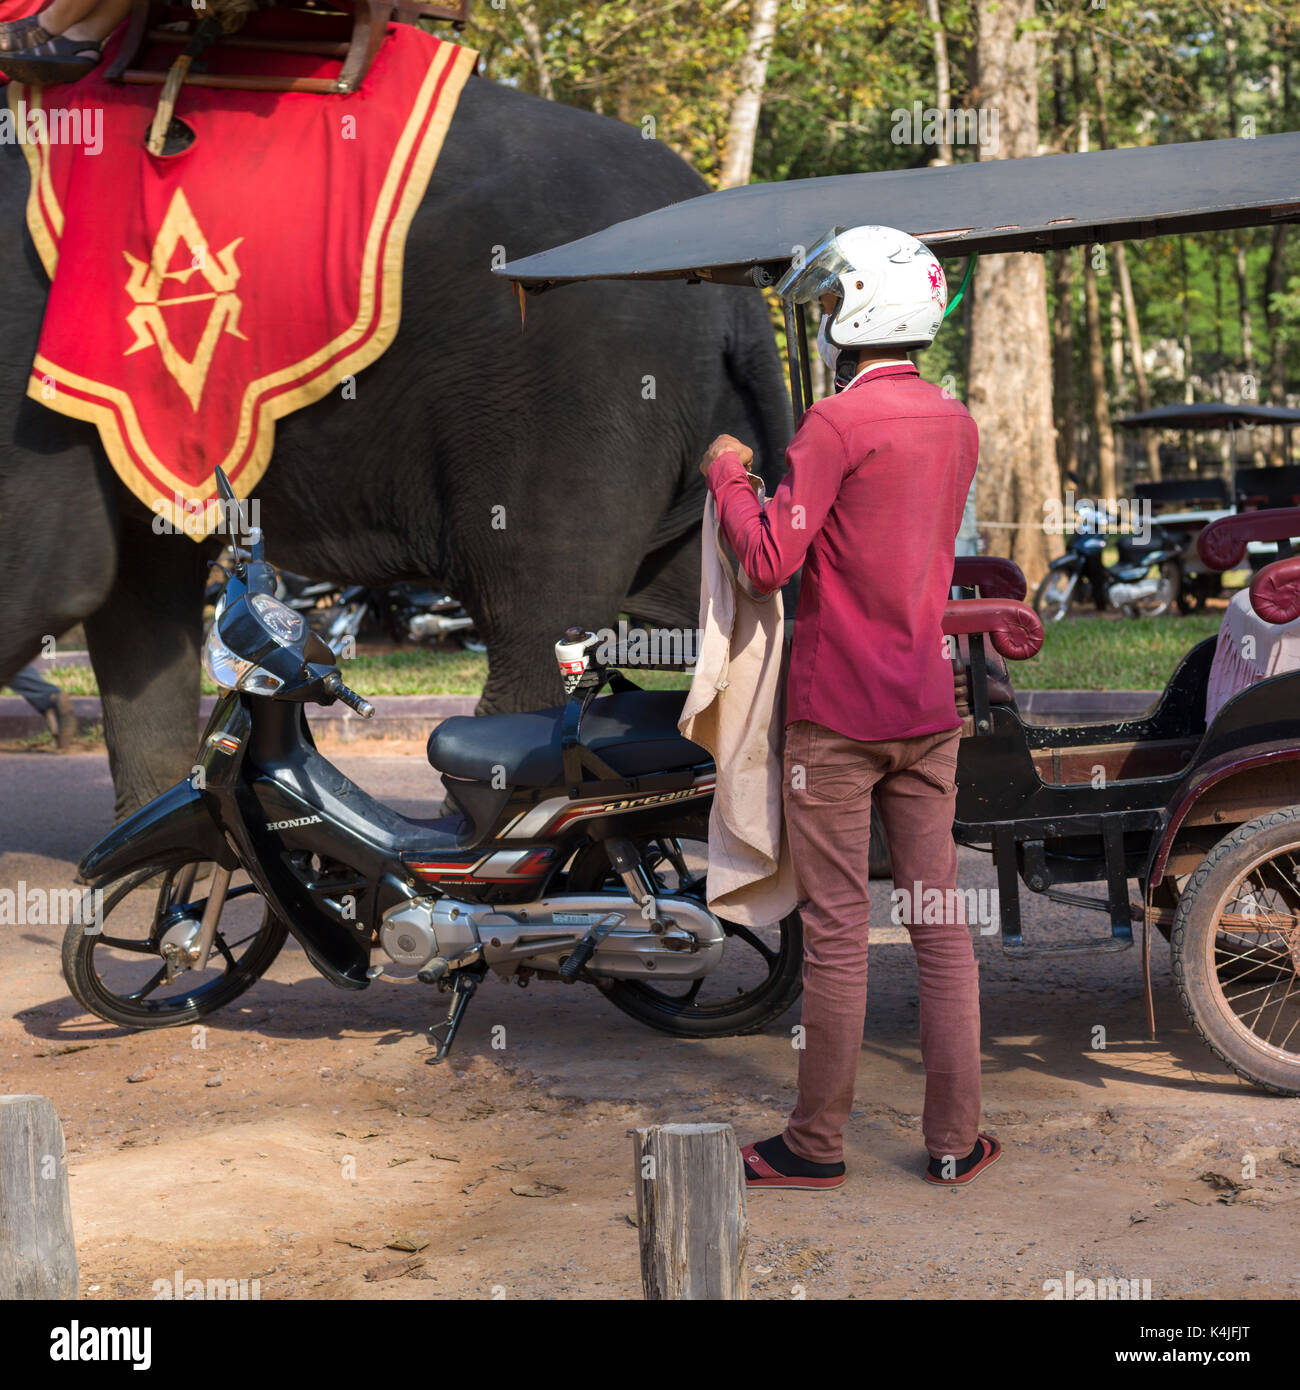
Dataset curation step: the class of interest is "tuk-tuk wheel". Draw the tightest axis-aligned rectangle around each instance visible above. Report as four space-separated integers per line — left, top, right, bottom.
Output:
1171 808 1300 1096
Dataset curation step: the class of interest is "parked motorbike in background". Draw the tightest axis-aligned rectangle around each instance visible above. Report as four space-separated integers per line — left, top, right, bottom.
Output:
205 553 485 655
1033 501 1183 622
312 581 486 656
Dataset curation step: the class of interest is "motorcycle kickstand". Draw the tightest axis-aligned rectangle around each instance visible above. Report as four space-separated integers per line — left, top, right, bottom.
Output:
425 968 482 1065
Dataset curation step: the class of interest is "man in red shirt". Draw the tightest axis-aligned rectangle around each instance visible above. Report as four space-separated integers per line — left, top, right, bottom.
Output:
702 225 999 1189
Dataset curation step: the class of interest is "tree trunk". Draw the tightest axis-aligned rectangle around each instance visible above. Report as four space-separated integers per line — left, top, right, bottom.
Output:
1048 35 1076 490
925 0 953 165
1214 236 1225 366
1109 283 1125 486
965 0 1056 587
1264 224 1289 465
1072 51 1114 500
1109 284 1125 402
718 0 780 189
1052 249 1078 488
1223 4 1262 464
1086 31 1156 482
1116 245 1160 479
1180 237 1198 472
1083 248 1116 500
1264 40 1291 465
509 0 553 102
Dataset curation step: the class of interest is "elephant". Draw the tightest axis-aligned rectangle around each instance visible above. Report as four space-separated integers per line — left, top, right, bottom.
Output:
0 71 791 822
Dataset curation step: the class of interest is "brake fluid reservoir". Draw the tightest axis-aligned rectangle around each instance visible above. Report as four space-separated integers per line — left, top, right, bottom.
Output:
555 627 599 696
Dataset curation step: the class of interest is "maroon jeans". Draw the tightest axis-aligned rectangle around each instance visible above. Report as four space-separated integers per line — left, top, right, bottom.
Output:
781 720 981 1163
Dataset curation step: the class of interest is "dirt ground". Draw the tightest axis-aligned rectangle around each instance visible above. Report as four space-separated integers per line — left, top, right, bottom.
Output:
2 742 1299 1302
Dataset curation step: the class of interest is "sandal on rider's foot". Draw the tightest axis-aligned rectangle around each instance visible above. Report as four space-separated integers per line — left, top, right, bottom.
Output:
923 1132 1001 1186
0 15 54 54
741 1134 846 1191
0 34 104 85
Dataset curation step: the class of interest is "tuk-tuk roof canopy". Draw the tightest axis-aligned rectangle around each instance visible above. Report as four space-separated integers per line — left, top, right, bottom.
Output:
1116 402 1300 430
499 131 1300 290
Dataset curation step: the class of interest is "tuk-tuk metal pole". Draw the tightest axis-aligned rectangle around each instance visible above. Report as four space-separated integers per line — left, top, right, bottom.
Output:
795 301 815 410
781 299 805 425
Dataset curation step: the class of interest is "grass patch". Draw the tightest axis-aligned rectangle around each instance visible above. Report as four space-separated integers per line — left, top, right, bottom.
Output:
1010 612 1222 690
7 614 1225 701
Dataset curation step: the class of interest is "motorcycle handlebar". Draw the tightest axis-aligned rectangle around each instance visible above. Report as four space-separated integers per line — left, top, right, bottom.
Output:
322 671 375 718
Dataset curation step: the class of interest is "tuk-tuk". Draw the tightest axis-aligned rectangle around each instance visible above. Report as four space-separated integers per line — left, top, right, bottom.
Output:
1115 402 1300 610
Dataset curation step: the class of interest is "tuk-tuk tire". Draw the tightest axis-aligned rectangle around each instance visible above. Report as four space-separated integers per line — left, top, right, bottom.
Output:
1170 808 1300 1096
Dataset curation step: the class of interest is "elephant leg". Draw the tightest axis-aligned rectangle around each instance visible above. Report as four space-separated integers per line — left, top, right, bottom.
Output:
84 519 210 821
470 576 628 716
473 601 579 716
625 526 704 633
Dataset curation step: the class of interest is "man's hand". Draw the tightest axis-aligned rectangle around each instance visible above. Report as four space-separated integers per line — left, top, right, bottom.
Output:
699 433 754 477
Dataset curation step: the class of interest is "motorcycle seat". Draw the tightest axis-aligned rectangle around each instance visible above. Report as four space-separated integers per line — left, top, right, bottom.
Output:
427 689 708 788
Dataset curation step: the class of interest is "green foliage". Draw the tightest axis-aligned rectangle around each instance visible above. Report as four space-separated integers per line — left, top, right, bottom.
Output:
463 2 1295 442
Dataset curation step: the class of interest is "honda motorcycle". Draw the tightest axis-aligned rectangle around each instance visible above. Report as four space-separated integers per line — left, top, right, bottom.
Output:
1033 502 1183 622
67 473 801 1060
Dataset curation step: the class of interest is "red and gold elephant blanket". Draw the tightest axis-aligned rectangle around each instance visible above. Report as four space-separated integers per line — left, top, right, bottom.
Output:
7 22 476 536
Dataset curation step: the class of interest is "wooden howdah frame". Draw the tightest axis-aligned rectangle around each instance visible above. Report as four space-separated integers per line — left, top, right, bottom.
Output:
106 0 471 95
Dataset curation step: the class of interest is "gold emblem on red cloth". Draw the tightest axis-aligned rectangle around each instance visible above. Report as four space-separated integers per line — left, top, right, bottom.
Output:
123 188 248 411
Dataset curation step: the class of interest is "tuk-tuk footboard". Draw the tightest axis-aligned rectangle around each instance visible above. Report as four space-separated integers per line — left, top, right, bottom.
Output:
976 809 1163 957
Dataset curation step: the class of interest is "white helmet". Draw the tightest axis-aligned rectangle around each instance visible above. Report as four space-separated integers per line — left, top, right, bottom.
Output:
776 224 948 351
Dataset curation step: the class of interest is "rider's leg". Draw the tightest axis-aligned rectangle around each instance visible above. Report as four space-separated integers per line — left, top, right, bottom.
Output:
27 0 98 30
0 0 99 43
872 727 983 1165
63 0 131 44
778 720 892 1167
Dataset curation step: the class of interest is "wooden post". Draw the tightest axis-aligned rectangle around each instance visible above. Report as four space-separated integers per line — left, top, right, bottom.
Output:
633 1122 748 1300
0 1096 78 1299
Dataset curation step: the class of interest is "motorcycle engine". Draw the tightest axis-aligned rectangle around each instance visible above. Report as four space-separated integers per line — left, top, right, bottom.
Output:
379 898 478 968
1108 577 1163 607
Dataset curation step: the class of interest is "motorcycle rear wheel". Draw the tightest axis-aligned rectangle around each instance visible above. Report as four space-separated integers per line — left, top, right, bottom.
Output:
565 817 803 1037
1125 561 1180 619
62 862 287 1029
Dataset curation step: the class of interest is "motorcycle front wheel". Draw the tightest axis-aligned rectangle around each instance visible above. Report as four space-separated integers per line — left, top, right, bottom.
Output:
565 817 803 1037
1033 567 1079 623
62 861 287 1029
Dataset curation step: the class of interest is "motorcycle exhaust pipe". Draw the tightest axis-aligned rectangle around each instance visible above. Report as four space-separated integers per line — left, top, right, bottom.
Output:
408 614 475 640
